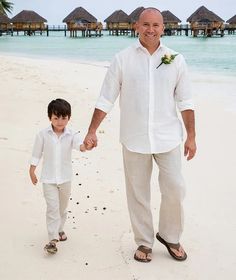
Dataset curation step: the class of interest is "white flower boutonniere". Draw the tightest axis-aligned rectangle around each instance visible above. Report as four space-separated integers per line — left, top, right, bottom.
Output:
156 54 178 69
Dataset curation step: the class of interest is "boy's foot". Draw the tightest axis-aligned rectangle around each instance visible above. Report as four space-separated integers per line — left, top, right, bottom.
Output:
134 245 152 262
44 239 58 254
59 231 67 241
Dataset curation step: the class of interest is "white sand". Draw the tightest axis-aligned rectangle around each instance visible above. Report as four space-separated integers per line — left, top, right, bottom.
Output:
0 54 236 280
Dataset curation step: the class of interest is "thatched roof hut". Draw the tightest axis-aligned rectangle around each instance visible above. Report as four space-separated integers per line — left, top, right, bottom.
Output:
11 10 47 24
187 6 224 23
187 6 224 37
63 7 102 36
11 10 47 31
162 10 181 25
0 12 11 23
129 7 145 23
0 12 11 32
63 7 97 24
226 14 236 30
104 10 130 31
128 6 145 35
161 10 181 35
227 15 236 24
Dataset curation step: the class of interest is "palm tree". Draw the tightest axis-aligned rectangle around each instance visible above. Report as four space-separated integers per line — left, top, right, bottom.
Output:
0 0 13 15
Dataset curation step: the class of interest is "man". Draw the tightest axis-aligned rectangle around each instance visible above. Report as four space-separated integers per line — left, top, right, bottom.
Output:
84 8 196 262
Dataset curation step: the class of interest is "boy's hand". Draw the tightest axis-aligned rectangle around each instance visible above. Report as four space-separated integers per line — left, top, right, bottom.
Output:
80 144 86 152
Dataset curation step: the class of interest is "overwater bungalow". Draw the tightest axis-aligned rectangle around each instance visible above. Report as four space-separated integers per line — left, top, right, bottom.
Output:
226 15 236 34
104 10 130 35
0 12 11 35
11 10 47 35
187 6 224 37
129 6 145 37
63 7 102 37
162 10 181 35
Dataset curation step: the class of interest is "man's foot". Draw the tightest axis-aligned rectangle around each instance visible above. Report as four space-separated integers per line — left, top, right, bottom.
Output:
44 239 58 254
156 233 187 261
59 231 67 241
134 245 152 263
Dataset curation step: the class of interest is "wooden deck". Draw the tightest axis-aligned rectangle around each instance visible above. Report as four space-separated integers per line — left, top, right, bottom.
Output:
0 25 103 37
1 24 236 37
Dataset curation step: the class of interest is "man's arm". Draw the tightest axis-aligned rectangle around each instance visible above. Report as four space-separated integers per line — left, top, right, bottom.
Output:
84 108 107 149
181 109 196 161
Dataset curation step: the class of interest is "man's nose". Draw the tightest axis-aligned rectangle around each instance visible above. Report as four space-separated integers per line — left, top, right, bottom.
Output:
147 25 154 32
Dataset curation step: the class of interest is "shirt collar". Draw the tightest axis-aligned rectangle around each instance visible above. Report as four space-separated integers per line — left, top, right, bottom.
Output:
135 39 164 54
47 125 71 136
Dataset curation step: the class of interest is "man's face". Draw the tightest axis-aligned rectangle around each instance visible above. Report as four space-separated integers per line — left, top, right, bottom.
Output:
136 10 164 50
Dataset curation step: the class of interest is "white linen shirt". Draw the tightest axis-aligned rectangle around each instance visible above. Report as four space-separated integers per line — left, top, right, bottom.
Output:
95 40 194 154
30 126 82 184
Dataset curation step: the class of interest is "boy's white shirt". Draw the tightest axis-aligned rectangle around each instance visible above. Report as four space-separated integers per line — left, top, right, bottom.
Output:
30 125 83 184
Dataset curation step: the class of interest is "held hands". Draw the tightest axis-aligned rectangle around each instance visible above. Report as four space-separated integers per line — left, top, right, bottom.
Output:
83 131 97 151
184 137 197 161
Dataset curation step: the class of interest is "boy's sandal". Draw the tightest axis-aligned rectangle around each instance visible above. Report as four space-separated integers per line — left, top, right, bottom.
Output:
134 245 152 263
156 233 187 261
44 240 58 254
59 231 67 241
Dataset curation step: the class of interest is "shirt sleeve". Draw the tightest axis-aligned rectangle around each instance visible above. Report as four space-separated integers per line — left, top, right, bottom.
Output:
95 55 121 113
30 132 43 166
174 55 194 112
72 132 83 151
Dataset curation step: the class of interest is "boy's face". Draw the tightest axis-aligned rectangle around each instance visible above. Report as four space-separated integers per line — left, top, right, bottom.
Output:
50 113 70 133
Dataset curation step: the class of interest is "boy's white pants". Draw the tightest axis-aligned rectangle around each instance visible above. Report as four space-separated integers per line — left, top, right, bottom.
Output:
43 182 71 241
122 145 186 248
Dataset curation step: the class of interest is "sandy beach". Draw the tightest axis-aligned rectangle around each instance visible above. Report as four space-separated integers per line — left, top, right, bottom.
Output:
0 54 236 280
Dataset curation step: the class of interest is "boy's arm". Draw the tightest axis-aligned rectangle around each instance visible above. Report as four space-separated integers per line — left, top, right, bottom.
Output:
29 132 43 185
29 165 38 185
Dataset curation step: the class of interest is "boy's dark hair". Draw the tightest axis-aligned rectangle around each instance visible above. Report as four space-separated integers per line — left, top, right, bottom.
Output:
48 98 71 119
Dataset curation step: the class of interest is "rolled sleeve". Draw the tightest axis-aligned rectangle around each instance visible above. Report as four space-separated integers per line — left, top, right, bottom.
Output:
95 55 121 112
95 95 114 113
72 133 83 150
30 156 40 166
177 99 194 111
30 133 43 166
175 54 194 112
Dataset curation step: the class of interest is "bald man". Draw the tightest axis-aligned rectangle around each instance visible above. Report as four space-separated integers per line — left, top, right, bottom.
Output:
84 8 196 262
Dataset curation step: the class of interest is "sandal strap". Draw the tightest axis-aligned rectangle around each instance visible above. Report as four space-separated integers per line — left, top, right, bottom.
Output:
166 242 181 250
137 245 152 254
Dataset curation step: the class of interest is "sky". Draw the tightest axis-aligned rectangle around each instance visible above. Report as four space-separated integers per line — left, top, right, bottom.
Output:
7 0 236 25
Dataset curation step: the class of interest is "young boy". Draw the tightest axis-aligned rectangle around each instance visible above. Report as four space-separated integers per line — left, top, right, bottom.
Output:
29 98 87 254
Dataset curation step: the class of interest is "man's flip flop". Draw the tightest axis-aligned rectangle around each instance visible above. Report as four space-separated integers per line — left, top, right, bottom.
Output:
156 233 187 261
134 245 152 263
59 231 67 241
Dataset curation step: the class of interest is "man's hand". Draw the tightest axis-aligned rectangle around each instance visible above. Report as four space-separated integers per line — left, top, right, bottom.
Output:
29 165 38 185
184 137 197 161
29 170 38 185
83 132 97 150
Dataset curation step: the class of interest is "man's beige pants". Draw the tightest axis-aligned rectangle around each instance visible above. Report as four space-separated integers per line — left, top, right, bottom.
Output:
123 145 186 248
43 182 71 241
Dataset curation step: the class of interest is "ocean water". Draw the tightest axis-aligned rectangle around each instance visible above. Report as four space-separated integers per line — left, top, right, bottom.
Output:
0 31 236 75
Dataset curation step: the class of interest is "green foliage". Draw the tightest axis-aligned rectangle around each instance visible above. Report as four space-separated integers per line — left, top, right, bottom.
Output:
0 0 14 15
